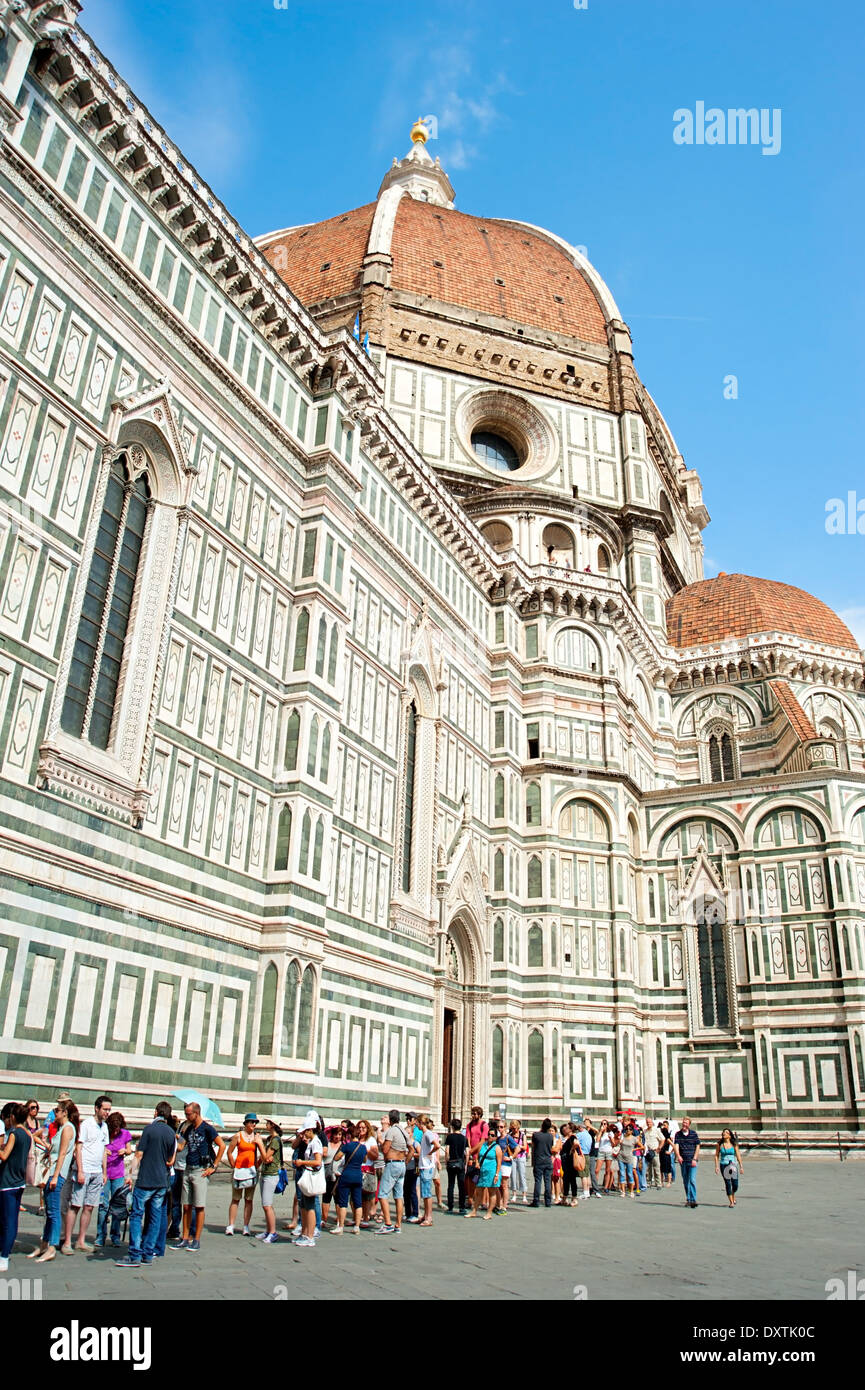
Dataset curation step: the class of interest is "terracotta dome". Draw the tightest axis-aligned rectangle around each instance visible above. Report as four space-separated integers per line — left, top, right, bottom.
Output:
666 573 859 652
258 202 609 345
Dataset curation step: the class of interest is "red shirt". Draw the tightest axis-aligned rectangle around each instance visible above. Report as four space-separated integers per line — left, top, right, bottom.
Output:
466 1119 489 1154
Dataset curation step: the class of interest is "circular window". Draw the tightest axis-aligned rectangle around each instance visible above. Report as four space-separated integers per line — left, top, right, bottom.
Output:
471 430 521 472
455 389 558 480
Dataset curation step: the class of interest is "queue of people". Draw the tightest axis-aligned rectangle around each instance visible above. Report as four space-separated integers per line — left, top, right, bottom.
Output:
0 1090 747 1268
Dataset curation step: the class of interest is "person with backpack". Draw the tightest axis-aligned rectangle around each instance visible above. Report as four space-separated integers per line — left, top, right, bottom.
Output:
257 1120 283 1242
464 1120 502 1220
332 1121 367 1233
172 1102 225 1252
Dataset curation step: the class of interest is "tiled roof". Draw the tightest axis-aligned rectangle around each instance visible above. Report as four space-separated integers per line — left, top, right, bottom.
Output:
769 679 818 741
260 199 608 344
665 573 859 652
261 203 376 306
389 201 608 344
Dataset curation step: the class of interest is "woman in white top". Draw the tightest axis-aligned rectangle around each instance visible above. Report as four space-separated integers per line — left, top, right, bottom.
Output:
416 1115 440 1227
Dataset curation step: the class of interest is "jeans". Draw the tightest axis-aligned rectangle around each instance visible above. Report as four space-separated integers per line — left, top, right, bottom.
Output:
562 1161 579 1198
511 1155 527 1195
680 1162 698 1203
532 1164 552 1205
169 1169 184 1233
404 1168 419 1219
144 1189 169 1256
447 1166 466 1211
42 1180 63 1247
97 1176 127 1245
637 1158 647 1191
0 1187 24 1257
618 1160 635 1185
127 1186 166 1262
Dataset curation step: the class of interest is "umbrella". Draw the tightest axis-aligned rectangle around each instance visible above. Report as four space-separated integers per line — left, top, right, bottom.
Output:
172 1089 224 1128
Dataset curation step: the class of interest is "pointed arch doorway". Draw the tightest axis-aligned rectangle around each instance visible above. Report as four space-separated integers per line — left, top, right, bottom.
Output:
433 912 490 1125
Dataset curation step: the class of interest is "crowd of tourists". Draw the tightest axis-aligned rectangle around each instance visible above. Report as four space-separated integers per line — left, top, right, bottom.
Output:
0 1090 747 1266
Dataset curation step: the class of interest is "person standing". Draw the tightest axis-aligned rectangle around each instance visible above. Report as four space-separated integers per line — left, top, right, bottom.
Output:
465 1122 502 1220
29 1101 77 1263
575 1123 593 1200
114 1101 177 1268
529 1118 558 1208
226 1114 265 1236
560 1124 579 1207
444 1118 468 1214
509 1120 528 1204
658 1121 674 1186
0 1104 32 1271
292 1120 323 1248
715 1128 745 1208
95 1111 132 1248
673 1116 701 1208
417 1115 440 1227
256 1120 283 1243
617 1123 638 1199
61 1094 111 1254
376 1108 409 1235
465 1106 488 1206
332 1122 366 1234
173 1101 224 1252
643 1119 662 1189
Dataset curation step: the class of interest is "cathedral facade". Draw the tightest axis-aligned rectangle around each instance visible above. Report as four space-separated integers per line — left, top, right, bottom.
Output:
0 3 863 1141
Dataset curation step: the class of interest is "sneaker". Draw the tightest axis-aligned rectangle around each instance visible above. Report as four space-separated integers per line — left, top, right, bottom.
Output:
0 1257 7 1273
375 1224 396 1234
187 1239 201 1252
242 1227 252 1237
170 1239 189 1251
314 1226 322 1237
263 1233 279 1243
114 1256 141 1268
93 1239 103 1249
349 1225 360 1234
224 1226 234 1236
332 1227 345 1235
406 1216 420 1223
255 1232 268 1240
294 1236 315 1247
141 1256 154 1264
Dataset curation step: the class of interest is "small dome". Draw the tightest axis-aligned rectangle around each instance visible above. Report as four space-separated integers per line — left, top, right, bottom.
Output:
666 573 858 652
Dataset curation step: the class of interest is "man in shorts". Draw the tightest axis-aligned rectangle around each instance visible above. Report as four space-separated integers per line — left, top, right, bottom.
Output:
376 1108 409 1234
172 1102 225 1252
61 1094 111 1253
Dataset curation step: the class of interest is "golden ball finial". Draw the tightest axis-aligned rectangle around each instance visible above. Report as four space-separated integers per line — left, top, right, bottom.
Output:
410 117 429 145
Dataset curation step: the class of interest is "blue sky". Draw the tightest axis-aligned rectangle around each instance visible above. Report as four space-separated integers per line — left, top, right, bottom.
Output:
79 0 864 641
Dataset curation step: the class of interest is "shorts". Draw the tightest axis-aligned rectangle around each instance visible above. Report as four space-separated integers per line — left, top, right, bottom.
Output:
260 1175 279 1207
65 1173 103 1210
336 1178 362 1209
298 1192 317 1212
419 1172 433 1200
231 1172 257 1199
182 1169 209 1208
378 1160 406 1201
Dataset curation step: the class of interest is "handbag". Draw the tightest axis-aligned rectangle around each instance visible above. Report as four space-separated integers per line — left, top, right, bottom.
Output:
722 1161 738 1181
274 1167 289 1195
232 1166 256 1188
298 1163 326 1196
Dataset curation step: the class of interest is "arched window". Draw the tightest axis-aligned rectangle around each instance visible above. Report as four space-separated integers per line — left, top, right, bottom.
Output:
312 817 324 879
319 725 331 782
552 1028 559 1090
528 1030 544 1089
651 939 659 981
551 922 558 968
494 773 505 819
300 809 312 874
61 454 151 749
618 928 627 974
695 895 730 1028
525 782 541 825
401 700 418 894
492 1025 504 1088
656 1037 664 1094
528 923 543 967
307 715 319 776
527 856 542 898
274 804 292 872
623 1031 631 1091
284 709 300 770
296 965 316 1059
258 961 278 1054
281 960 300 1054
494 849 504 892
542 523 575 568
327 626 339 684
472 430 520 472
708 729 735 782
554 626 602 673
315 616 327 677
292 609 309 671
597 544 611 575
480 519 513 553
493 917 504 961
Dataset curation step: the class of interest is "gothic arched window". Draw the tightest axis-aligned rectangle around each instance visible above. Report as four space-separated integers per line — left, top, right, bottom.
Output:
319 725 331 782
274 804 291 872
708 728 735 782
528 1029 544 1089
494 773 505 819
527 856 542 898
695 895 731 1028
61 454 151 749
525 782 541 825
492 1025 504 1088
296 965 316 1059
284 709 300 770
493 917 504 962
258 961 278 1054
494 849 504 892
281 960 300 1053
315 616 327 677
528 922 543 967
292 609 309 671
312 817 324 879
327 626 339 684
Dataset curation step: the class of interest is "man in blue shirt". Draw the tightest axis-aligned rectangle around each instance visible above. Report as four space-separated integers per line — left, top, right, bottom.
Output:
673 1116 701 1207
115 1101 177 1267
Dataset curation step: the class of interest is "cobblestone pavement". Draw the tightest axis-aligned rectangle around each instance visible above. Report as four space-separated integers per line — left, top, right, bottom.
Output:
6 1160 863 1302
